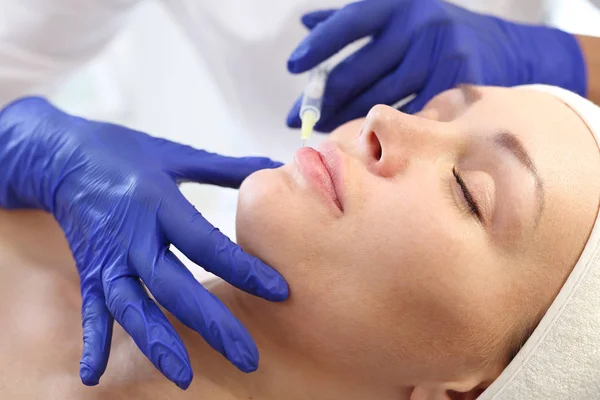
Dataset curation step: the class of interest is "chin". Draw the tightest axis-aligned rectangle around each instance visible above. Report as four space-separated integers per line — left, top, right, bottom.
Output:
236 168 297 269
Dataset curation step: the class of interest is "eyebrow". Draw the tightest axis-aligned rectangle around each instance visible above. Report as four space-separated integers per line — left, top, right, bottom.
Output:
493 131 545 221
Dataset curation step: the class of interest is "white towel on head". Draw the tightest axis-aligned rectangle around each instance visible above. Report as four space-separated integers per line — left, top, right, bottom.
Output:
479 85 600 400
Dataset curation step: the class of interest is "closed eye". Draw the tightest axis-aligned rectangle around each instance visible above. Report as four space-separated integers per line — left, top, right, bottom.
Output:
453 167 481 220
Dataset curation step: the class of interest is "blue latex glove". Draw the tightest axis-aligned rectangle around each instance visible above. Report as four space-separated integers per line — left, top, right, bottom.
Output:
0 97 288 389
287 0 586 132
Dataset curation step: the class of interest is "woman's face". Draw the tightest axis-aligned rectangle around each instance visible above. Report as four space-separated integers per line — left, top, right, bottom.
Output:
236 87 600 391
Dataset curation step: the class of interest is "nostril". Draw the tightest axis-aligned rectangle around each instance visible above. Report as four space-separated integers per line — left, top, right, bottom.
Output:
368 131 382 161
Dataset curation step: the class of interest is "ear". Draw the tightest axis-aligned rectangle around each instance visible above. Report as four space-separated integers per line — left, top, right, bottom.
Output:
410 382 487 400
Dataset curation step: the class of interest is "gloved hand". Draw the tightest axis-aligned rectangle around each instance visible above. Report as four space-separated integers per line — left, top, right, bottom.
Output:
0 97 288 389
287 0 586 132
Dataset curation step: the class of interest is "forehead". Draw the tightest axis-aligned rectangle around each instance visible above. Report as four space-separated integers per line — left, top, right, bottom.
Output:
455 87 580 145
453 87 595 184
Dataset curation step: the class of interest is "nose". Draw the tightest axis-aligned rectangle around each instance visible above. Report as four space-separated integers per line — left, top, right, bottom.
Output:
358 105 452 177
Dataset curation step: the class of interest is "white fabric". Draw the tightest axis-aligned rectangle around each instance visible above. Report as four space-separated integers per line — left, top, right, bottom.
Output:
480 85 600 400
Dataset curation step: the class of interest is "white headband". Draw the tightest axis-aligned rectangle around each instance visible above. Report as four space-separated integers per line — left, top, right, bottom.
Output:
480 85 600 399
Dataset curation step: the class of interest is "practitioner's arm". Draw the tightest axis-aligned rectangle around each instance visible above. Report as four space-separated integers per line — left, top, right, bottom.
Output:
577 35 600 105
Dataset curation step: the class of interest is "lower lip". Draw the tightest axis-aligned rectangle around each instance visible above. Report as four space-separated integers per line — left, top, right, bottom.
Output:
294 147 342 212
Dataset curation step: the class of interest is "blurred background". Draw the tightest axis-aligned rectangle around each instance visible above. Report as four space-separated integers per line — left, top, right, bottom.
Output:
46 0 600 279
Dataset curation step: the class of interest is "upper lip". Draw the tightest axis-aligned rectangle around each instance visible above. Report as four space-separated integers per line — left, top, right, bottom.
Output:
317 143 345 212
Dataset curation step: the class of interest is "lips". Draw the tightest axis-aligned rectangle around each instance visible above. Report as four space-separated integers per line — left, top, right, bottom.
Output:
294 145 343 213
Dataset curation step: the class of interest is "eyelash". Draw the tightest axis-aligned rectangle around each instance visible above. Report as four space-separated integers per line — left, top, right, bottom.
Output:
452 167 481 220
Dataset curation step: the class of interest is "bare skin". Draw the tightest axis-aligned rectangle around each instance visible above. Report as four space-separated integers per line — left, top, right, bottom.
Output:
1 86 599 400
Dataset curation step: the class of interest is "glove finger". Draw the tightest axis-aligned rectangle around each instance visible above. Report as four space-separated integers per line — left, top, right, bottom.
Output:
301 9 337 29
136 249 259 372
103 273 193 389
79 293 114 386
315 47 431 131
401 57 470 114
328 25 417 102
286 96 303 128
288 1 393 73
173 154 282 187
159 190 288 302
155 140 282 187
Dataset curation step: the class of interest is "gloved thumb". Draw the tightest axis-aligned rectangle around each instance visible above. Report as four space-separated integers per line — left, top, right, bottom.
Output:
288 1 394 74
153 138 282 188
301 9 337 30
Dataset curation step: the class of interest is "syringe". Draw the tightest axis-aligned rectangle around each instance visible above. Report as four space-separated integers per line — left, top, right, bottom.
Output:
300 64 328 147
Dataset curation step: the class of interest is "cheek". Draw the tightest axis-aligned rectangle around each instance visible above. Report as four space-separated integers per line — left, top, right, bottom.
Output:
338 174 464 286
337 174 499 330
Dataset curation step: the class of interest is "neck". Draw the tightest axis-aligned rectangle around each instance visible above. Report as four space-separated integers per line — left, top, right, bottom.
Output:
168 279 412 400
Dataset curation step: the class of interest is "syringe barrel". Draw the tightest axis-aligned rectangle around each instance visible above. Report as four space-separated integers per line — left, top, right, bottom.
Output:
300 64 328 121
